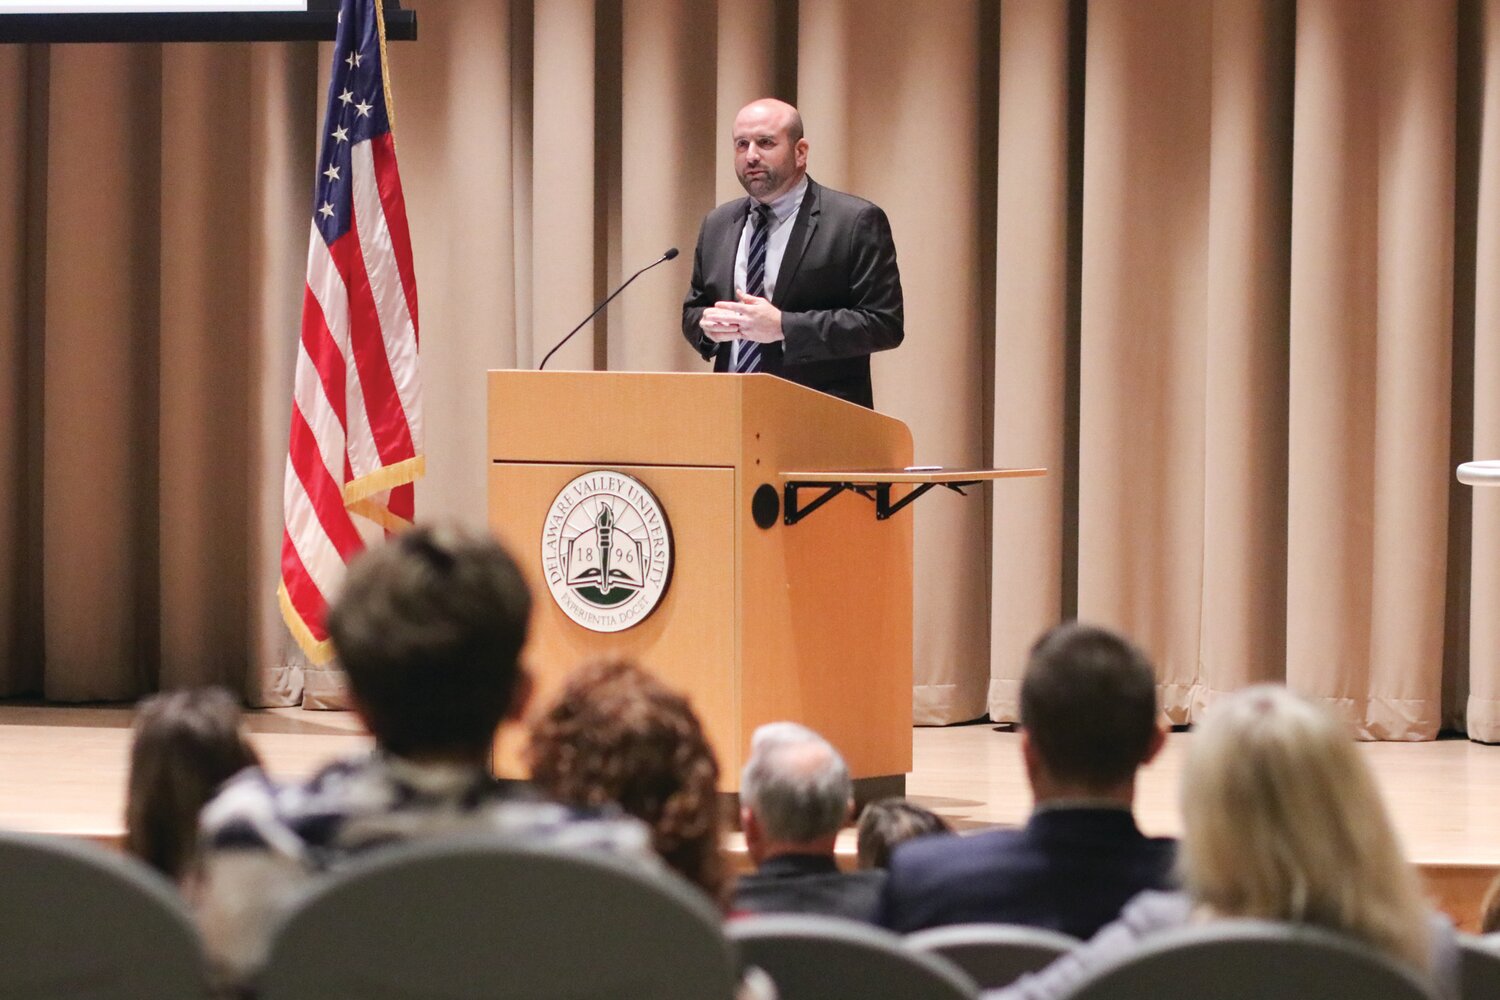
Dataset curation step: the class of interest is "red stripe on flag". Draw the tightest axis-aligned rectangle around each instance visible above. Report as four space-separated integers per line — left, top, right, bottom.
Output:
388 481 414 526
299 284 349 431
327 228 417 466
288 403 366 561
280 528 332 643
371 132 419 341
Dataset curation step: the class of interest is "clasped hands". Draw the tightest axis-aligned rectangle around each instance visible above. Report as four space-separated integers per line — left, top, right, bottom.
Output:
700 291 783 344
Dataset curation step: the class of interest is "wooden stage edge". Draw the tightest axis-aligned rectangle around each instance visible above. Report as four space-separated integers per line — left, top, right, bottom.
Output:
2 705 1497 931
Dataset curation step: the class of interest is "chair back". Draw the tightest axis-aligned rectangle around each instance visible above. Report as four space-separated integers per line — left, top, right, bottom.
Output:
0 829 207 999
1460 934 1500 1000
258 837 736 1000
905 922 1077 989
1063 920 1439 1000
729 913 977 1000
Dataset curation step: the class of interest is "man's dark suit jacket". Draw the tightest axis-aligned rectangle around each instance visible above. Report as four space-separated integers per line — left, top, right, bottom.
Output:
682 177 903 410
876 807 1177 940
732 853 886 923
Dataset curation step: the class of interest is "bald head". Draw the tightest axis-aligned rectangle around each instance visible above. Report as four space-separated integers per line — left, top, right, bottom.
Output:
732 99 809 202
741 722 851 844
736 99 803 143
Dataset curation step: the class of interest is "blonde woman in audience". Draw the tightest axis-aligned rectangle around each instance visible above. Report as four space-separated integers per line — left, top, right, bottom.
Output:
125 687 261 887
528 658 732 909
987 685 1458 1000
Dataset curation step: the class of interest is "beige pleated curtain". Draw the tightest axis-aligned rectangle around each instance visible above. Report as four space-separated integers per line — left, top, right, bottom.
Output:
1 0 1497 741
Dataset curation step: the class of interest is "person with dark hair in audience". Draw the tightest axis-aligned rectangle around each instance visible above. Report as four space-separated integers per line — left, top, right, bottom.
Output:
984 685 1458 1000
527 657 732 909
192 526 653 992
879 621 1174 938
856 798 951 871
126 687 261 888
732 721 883 921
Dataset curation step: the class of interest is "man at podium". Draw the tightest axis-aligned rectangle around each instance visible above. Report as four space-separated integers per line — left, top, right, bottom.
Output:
682 98 904 410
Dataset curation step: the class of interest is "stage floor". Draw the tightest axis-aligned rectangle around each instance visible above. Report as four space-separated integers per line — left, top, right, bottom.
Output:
2 706 1495 928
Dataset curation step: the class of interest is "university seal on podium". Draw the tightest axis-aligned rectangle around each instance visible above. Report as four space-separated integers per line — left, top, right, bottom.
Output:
540 471 674 633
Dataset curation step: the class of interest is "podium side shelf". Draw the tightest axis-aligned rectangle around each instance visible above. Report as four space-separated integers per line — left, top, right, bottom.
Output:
777 467 1047 526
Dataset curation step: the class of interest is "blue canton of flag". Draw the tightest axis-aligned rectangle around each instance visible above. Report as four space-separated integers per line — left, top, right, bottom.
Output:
314 1 393 246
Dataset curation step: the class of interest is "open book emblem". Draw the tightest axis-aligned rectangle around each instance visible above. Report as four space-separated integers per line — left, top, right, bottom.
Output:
540 471 674 633
563 506 648 605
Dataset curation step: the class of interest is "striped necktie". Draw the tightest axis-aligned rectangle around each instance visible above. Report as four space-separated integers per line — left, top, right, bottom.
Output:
734 203 775 374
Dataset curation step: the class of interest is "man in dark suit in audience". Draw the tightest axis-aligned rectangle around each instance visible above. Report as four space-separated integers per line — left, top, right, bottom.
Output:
733 722 884 922
878 622 1175 939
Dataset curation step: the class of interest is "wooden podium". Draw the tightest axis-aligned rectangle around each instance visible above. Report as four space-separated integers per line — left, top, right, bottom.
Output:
487 370 915 791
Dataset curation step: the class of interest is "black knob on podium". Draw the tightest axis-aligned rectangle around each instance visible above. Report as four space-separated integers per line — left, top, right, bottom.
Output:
752 484 780 529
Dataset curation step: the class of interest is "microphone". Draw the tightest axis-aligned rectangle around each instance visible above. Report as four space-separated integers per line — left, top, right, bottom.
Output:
539 247 681 370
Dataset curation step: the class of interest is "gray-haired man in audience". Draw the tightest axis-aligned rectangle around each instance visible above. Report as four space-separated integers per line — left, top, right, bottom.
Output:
192 526 653 993
732 722 884 922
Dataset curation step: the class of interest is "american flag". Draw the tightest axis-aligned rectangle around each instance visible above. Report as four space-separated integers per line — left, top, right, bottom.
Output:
278 0 423 665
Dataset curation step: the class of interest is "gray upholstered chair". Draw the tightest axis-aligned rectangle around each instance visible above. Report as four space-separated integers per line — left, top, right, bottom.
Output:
1459 933 1500 1000
905 923 1077 989
729 913 978 999
1061 921 1439 1000
0 829 208 999
258 837 737 1000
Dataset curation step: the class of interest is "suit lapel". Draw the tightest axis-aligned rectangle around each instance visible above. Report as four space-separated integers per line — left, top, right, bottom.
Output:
772 178 820 308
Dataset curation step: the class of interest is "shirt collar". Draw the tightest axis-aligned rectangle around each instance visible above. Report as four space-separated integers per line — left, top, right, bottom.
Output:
1032 798 1134 815
749 174 809 226
757 852 842 877
374 750 493 798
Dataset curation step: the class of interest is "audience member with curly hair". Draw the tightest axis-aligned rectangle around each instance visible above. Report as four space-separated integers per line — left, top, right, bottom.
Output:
1481 872 1500 934
527 658 732 909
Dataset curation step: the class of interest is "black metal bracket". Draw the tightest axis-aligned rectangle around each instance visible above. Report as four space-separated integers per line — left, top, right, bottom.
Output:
782 483 853 526
783 480 982 525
